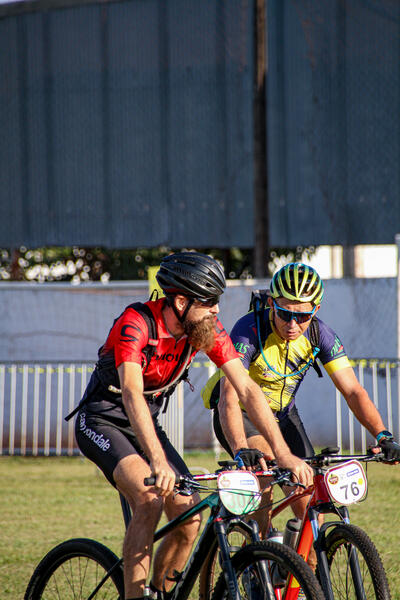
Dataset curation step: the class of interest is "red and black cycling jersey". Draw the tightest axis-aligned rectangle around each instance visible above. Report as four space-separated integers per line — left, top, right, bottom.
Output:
99 298 236 387
88 298 237 418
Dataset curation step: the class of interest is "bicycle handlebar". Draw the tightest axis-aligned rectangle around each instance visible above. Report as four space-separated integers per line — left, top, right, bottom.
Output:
143 472 220 490
303 448 385 467
143 449 385 490
143 464 286 491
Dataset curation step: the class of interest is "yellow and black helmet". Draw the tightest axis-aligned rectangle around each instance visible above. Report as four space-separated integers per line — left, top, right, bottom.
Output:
270 262 324 305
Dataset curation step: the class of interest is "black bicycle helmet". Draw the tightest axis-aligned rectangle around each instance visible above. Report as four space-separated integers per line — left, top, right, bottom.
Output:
270 262 324 305
156 252 226 300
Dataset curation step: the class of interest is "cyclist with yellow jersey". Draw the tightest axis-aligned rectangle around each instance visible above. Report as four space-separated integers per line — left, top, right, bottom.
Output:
206 262 400 538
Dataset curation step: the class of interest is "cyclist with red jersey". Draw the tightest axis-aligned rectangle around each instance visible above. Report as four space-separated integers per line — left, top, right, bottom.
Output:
74 252 313 600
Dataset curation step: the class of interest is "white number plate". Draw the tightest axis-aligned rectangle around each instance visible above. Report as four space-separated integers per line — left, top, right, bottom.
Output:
218 471 261 515
324 460 367 505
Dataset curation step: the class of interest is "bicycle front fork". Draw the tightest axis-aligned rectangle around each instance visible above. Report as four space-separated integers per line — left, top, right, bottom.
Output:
213 516 275 600
309 505 363 600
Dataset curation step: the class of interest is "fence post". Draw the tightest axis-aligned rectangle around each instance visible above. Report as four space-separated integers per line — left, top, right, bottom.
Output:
335 389 342 453
0 365 4 456
358 363 366 453
44 365 52 456
207 363 221 460
396 233 400 441
56 364 64 456
9 364 16 455
68 365 76 456
21 364 28 456
33 366 40 456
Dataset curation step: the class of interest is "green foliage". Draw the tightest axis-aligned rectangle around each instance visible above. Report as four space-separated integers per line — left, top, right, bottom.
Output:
0 245 316 282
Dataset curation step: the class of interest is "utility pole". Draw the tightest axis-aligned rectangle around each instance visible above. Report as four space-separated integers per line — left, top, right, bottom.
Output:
253 0 268 278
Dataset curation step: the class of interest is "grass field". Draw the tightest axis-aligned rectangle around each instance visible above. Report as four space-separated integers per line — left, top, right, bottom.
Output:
1 452 399 599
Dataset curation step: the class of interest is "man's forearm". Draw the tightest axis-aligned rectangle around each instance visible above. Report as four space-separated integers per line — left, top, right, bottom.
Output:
220 380 292 460
346 389 385 437
218 395 248 456
240 387 292 460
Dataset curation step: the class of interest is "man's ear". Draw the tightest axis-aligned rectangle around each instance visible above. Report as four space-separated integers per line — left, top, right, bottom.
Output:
267 296 274 309
174 295 188 313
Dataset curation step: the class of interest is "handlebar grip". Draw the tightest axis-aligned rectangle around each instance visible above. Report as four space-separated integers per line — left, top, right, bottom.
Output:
144 476 156 486
143 474 182 486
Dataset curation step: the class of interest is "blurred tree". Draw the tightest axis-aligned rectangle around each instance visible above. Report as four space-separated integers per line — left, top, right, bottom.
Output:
0 245 315 282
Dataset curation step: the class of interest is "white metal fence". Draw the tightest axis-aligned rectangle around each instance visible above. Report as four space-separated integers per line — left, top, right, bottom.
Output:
337 359 400 453
0 359 399 456
0 362 184 456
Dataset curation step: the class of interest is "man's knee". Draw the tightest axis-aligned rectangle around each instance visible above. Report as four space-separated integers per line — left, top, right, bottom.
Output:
165 496 202 543
173 513 202 545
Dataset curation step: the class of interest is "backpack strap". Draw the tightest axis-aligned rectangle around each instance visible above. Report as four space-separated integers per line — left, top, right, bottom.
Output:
249 289 270 361
152 339 192 413
308 317 323 378
104 302 193 413
65 301 159 421
127 302 158 370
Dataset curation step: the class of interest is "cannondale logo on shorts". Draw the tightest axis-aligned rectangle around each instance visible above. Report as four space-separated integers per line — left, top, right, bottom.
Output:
79 413 110 451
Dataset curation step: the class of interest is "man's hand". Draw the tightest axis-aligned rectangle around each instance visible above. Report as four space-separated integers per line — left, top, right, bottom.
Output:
234 448 267 470
379 438 400 463
149 459 177 497
275 454 314 491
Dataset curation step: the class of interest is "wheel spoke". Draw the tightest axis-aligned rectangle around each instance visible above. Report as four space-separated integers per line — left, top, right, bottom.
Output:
24 538 124 599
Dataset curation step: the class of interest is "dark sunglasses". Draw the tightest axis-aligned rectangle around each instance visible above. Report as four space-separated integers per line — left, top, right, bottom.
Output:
273 299 316 324
195 296 220 307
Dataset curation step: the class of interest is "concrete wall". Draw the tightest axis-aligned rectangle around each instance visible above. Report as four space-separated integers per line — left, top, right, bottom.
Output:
0 278 398 448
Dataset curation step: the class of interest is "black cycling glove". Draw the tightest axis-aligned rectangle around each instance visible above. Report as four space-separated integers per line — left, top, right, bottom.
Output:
379 438 400 462
234 448 264 468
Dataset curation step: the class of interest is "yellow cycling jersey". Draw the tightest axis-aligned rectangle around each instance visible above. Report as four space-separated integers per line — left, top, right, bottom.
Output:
202 307 350 418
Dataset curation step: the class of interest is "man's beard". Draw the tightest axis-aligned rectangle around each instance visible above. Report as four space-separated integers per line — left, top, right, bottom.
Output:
183 315 216 353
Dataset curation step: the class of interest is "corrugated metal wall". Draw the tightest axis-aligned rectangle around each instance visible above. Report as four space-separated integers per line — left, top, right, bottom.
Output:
267 0 400 246
2 0 399 250
0 0 255 248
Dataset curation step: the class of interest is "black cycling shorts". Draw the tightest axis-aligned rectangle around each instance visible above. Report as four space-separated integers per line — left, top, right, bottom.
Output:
75 409 191 487
213 404 314 459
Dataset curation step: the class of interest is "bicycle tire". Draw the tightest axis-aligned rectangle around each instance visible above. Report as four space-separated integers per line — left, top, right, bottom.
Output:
24 537 124 599
199 522 253 600
321 523 391 600
211 540 325 600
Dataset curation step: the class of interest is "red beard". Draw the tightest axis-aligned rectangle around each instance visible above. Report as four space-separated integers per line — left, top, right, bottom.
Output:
184 315 216 353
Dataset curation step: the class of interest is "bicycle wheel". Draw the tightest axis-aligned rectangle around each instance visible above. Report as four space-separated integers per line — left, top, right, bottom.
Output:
321 523 391 600
24 537 124 599
211 540 325 600
199 523 253 600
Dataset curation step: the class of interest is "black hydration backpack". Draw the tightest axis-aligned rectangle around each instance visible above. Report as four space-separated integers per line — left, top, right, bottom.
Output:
66 301 191 421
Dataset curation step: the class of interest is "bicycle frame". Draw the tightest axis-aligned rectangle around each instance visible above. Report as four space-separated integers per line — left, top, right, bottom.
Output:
167 493 262 600
267 452 382 600
120 474 264 600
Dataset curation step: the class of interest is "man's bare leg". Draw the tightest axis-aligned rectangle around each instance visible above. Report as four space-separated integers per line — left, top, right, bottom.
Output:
113 454 164 599
151 491 202 591
247 435 318 569
284 493 320 571
246 433 318 569
246 435 274 537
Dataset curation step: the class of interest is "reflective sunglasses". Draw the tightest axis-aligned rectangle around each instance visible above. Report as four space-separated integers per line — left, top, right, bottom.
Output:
195 296 220 307
273 299 316 323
